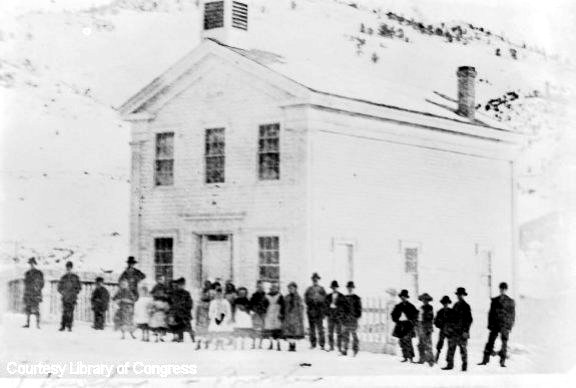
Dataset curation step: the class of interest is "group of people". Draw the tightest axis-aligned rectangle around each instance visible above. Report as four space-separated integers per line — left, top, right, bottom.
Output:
21 255 515 369
391 282 516 371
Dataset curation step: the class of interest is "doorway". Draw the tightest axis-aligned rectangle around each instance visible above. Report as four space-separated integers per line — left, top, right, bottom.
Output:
331 243 354 285
202 234 233 282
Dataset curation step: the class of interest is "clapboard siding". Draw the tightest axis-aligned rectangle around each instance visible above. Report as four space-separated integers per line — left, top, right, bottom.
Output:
129 60 309 294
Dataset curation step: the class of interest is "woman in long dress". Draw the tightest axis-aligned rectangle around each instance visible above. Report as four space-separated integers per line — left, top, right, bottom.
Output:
208 287 232 349
282 282 305 351
232 287 252 349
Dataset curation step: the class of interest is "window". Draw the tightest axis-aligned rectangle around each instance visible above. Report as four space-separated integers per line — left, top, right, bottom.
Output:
154 238 173 281
258 123 280 180
205 128 225 183
204 1 224 30
232 1 248 30
258 236 279 283
155 132 174 186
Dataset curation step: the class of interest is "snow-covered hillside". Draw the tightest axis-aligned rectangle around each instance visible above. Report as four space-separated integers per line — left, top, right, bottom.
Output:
0 0 574 278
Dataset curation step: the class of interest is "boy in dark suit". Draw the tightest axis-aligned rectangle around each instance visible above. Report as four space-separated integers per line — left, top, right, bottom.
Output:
91 277 110 330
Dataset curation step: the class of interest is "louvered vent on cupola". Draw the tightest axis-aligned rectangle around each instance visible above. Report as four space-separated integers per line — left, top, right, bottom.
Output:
201 0 250 47
231 1 248 30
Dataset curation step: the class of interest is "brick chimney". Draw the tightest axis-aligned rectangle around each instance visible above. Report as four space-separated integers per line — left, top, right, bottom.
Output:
456 66 477 120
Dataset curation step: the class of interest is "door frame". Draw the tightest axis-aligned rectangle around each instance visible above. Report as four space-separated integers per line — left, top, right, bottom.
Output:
193 231 235 283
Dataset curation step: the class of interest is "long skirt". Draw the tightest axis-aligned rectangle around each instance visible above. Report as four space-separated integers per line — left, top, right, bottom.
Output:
114 304 134 331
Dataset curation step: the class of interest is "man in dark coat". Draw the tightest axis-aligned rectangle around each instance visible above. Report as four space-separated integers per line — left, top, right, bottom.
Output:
249 280 269 349
391 289 419 362
304 273 327 349
169 277 193 342
442 287 473 371
341 281 362 356
118 256 146 301
325 280 346 352
23 257 44 329
416 293 435 366
478 282 516 367
57 261 82 331
90 277 110 330
434 295 452 363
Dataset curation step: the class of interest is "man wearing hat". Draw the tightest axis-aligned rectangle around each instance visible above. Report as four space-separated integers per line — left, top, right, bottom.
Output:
434 295 453 363
325 280 346 352
118 256 146 301
341 281 362 356
23 257 44 329
416 293 435 366
442 287 473 371
304 273 327 349
478 282 516 367
90 276 110 330
391 289 419 362
57 261 82 331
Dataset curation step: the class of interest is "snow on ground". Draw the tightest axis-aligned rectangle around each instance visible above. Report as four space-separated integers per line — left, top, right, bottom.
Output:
0 312 535 379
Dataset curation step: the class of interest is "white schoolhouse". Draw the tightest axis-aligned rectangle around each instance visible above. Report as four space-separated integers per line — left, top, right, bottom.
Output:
119 0 520 318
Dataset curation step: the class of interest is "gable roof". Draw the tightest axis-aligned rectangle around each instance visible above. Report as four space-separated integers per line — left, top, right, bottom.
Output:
120 38 510 135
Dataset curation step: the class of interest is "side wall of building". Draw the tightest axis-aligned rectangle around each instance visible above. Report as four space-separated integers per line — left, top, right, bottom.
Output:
129 56 310 295
308 108 516 331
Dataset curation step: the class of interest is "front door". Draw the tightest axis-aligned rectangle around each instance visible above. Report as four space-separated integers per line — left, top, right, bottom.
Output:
203 234 232 282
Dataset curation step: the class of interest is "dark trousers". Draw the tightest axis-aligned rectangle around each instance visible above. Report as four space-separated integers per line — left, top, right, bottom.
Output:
399 335 415 359
417 330 434 363
436 331 447 353
61 301 75 329
483 329 510 361
307 314 325 347
446 335 468 366
341 322 359 353
327 316 342 350
93 310 106 330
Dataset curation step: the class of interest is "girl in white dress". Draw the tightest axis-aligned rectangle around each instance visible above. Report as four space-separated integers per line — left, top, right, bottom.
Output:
208 287 232 349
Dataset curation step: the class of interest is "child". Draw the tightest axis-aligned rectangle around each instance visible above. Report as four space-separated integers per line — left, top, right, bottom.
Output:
169 277 193 343
249 280 269 349
195 280 213 350
282 282 305 352
417 293 435 366
341 281 362 356
91 277 110 330
264 283 284 351
232 287 252 349
434 295 452 363
208 287 232 349
113 279 136 339
134 284 153 341
149 292 170 342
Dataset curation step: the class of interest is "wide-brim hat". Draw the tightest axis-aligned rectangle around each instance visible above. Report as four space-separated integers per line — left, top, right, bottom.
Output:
126 256 137 264
330 280 339 288
346 281 355 288
440 295 452 304
418 293 433 302
399 289 410 298
311 272 321 280
28 257 37 265
176 277 186 285
455 287 468 296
